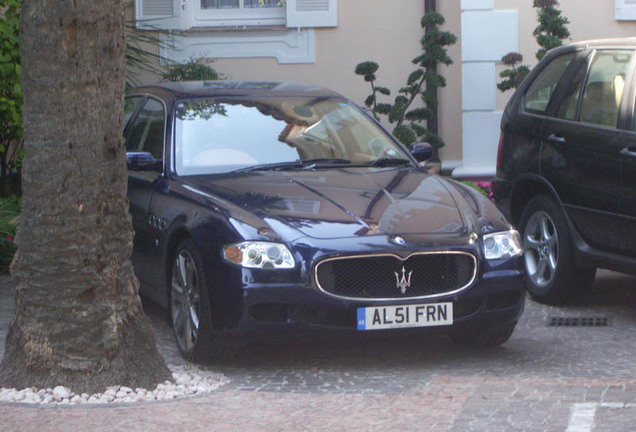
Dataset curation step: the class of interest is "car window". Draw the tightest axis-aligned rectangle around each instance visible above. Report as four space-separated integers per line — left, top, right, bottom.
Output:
173 97 410 175
124 96 144 130
524 53 575 114
126 98 165 160
579 50 633 128
556 60 588 121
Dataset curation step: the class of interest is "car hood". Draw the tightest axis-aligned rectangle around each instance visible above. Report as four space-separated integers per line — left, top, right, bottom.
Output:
184 168 469 240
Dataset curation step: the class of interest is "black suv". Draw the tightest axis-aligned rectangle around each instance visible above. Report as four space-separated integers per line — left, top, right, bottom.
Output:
494 38 636 304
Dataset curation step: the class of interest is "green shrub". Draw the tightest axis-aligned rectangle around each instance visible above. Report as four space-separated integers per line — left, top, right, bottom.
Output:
0 0 23 197
0 195 19 273
162 61 222 82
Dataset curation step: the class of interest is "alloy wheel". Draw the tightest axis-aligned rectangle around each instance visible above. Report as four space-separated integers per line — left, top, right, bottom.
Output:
171 249 201 355
523 210 559 288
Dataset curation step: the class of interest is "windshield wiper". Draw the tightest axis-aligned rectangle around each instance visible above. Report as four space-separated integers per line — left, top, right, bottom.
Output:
230 158 352 174
230 161 306 174
301 158 352 167
364 158 412 168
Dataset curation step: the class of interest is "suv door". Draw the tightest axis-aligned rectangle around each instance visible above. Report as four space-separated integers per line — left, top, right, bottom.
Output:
619 58 636 256
541 49 633 254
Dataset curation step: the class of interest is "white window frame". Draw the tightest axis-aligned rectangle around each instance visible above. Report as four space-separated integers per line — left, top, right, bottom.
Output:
616 0 636 20
194 0 286 28
136 0 337 30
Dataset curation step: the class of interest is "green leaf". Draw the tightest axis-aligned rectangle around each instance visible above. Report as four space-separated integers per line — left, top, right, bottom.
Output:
392 125 417 146
405 107 432 121
376 103 392 115
354 61 379 76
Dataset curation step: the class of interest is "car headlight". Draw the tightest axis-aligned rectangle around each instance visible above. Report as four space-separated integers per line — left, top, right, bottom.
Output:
223 242 295 270
483 230 522 260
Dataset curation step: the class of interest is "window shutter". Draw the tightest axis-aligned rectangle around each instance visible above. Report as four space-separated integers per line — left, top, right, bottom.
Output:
286 0 338 28
136 0 183 30
616 0 636 20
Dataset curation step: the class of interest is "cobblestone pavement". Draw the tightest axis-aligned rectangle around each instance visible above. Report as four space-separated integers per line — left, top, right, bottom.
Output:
1 270 636 431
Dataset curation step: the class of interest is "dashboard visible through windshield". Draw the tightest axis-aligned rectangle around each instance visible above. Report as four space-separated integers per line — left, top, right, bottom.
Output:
173 96 410 175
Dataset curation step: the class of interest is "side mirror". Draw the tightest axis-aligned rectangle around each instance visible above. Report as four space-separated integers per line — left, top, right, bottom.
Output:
126 152 162 172
411 142 433 162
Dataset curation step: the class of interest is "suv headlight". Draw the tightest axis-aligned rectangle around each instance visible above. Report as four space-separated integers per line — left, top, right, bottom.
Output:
483 230 522 260
223 242 295 269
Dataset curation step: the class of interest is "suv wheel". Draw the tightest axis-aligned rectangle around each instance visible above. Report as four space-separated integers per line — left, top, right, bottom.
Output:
519 194 596 304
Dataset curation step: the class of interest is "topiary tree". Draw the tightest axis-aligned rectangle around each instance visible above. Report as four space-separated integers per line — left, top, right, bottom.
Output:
498 0 570 92
355 11 456 149
533 0 570 61
497 52 532 93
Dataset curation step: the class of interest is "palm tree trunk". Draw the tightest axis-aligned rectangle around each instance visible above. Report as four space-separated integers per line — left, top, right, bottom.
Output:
0 0 171 393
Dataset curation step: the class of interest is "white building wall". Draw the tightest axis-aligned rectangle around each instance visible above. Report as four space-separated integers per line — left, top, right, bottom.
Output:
452 3 517 178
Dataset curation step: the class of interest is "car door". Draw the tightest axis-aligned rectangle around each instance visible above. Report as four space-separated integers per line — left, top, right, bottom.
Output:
502 52 579 183
541 48 633 254
618 55 636 256
125 96 167 290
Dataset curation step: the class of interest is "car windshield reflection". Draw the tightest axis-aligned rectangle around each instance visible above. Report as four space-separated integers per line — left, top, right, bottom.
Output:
174 96 411 176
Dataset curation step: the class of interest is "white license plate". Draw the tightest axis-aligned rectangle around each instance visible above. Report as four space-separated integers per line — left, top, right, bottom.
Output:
357 303 453 331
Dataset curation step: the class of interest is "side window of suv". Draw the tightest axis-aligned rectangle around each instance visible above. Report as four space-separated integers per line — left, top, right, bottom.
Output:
579 50 633 128
126 98 165 160
523 53 575 114
556 59 588 121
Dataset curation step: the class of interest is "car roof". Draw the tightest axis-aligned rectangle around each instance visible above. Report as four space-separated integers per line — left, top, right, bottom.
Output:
129 81 344 101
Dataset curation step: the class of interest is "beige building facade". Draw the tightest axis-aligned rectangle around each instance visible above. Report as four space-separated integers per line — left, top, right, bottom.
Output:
132 0 636 178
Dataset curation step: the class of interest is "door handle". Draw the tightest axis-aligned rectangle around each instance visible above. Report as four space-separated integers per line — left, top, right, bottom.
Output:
547 133 566 144
620 146 636 157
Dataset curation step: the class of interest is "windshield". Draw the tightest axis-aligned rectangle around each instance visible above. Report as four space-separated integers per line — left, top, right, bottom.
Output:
173 96 411 175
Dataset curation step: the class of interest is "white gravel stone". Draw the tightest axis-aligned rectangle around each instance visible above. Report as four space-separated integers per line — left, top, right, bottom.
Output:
53 386 71 400
0 364 229 405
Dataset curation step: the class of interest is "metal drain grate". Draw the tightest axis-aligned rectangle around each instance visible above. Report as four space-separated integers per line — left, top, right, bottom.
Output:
549 316 609 327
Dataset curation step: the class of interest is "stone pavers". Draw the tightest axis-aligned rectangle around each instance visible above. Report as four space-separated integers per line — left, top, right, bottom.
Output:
1 270 636 430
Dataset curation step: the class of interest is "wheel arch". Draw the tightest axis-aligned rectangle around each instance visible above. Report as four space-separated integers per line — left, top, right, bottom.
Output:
509 175 563 226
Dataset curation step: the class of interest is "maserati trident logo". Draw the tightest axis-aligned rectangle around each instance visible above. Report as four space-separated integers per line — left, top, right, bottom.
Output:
394 266 413 294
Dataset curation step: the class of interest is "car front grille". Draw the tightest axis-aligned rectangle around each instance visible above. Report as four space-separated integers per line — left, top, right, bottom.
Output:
314 252 477 300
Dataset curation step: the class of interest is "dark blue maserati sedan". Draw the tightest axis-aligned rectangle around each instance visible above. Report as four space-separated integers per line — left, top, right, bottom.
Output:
124 81 525 361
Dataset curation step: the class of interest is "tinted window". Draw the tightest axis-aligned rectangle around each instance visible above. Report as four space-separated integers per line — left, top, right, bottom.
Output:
524 53 575 114
556 60 588 121
579 50 632 128
126 98 165 160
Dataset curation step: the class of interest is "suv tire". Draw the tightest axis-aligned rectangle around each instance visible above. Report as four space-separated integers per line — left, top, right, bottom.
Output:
518 194 596 304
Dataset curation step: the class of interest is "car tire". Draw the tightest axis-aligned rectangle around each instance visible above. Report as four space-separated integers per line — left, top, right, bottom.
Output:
518 194 596 305
450 321 517 348
169 238 226 363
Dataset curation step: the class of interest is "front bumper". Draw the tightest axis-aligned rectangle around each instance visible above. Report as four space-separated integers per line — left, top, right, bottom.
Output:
223 266 525 340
